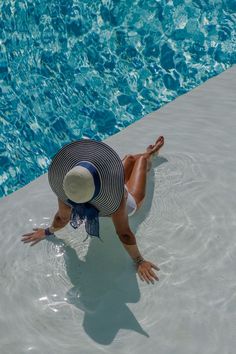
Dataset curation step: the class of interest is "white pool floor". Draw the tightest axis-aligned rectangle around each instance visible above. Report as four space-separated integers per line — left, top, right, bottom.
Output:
0 66 236 354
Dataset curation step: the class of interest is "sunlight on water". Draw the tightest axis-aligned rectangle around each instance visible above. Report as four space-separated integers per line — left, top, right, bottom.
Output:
0 0 236 197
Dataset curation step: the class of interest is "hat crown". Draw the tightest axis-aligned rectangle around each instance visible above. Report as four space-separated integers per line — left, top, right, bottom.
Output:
63 162 97 203
48 139 125 216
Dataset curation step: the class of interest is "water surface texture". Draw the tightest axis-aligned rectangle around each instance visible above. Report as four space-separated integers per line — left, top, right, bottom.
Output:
0 0 236 197
0 66 235 353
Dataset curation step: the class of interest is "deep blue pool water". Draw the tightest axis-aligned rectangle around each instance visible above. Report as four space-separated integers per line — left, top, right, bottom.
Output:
0 0 235 198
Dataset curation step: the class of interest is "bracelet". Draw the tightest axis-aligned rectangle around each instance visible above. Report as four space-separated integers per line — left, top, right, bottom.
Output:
45 227 55 237
135 256 145 265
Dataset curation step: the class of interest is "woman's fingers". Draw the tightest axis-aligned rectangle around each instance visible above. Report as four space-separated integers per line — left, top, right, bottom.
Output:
21 234 40 243
22 232 34 237
22 240 32 244
149 269 159 281
140 272 150 284
145 272 154 284
138 270 152 284
138 263 160 284
138 272 145 282
22 229 45 244
150 263 160 271
22 236 42 245
22 238 35 243
30 239 41 247
22 228 39 238
21 235 33 241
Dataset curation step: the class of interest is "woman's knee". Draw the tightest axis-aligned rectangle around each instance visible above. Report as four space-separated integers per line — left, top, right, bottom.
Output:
139 155 149 163
123 154 135 161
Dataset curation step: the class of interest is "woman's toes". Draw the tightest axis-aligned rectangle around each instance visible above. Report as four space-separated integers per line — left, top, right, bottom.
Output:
146 136 164 155
146 144 154 152
155 136 164 145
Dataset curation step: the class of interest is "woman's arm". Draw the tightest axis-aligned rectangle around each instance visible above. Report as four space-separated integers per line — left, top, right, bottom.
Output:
111 195 160 283
21 199 71 246
47 199 72 233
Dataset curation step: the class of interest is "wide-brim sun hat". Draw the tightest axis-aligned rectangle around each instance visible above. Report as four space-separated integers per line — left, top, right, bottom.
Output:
48 139 125 217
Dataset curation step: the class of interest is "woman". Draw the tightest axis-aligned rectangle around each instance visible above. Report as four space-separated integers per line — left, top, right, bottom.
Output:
22 136 165 284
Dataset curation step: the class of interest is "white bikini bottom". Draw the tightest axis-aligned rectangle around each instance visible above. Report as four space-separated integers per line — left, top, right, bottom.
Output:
124 185 138 217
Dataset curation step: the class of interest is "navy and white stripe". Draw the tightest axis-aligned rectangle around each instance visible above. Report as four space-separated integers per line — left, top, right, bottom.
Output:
48 139 125 217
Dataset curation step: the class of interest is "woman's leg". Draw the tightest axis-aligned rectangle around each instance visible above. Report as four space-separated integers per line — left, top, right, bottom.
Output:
122 154 143 184
125 155 150 209
125 136 164 209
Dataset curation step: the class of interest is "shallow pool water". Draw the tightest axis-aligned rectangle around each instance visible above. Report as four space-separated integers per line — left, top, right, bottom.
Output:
0 0 236 197
1 65 236 352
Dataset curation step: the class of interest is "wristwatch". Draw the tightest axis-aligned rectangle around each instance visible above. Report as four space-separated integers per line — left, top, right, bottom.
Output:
44 227 55 237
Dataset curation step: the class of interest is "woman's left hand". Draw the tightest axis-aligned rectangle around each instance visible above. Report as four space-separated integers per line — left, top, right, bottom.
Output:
137 261 160 284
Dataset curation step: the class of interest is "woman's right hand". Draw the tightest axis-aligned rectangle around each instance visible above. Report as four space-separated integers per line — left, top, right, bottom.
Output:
21 228 46 246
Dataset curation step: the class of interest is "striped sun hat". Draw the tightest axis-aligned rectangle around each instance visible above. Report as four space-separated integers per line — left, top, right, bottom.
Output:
48 139 125 239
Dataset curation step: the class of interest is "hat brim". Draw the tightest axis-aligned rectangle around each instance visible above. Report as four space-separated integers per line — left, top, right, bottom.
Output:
48 139 125 216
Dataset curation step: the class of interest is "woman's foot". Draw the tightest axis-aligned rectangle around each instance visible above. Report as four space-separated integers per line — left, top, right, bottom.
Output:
146 136 164 155
146 136 165 171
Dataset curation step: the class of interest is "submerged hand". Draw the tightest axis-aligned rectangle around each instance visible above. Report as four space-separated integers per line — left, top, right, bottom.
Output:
137 261 160 284
21 228 46 246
